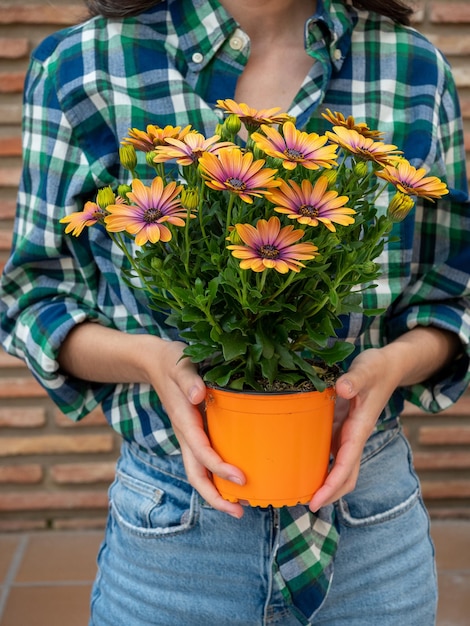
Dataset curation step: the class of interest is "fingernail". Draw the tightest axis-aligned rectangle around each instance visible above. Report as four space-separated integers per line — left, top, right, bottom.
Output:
228 475 244 485
188 386 199 403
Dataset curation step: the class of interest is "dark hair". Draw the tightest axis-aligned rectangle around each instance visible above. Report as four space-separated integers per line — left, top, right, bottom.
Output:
84 0 413 26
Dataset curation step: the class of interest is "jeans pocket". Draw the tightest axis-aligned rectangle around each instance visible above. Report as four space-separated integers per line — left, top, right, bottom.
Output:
337 429 420 527
109 447 198 537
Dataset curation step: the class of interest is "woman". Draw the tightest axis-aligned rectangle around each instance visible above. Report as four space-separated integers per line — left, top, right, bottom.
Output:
1 0 469 624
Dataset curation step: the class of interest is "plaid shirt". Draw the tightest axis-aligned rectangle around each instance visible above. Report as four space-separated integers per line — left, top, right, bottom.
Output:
1 0 469 621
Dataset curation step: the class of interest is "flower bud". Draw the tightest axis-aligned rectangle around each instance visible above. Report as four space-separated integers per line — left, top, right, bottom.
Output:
145 150 158 167
117 184 132 202
119 144 137 172
321 169 338 186
224 114 242 136
96 186 116 209
353 161 369 178
226 225 243 245
181 188 199 211
151 257 163 271
387 191 415 223
361 261 380 275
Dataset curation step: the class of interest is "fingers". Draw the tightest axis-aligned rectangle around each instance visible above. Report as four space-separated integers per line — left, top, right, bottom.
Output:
150 340 245 517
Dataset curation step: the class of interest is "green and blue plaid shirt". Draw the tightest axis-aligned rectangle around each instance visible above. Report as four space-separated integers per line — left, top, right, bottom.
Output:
1 0 469 620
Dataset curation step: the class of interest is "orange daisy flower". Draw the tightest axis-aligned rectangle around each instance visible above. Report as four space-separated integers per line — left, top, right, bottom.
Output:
216 99 291 128
122 124 193 152
326 126 401 166
252 122 338 171
104 178 189 246
152 133 235 166
375 160 449 201
227 216 318 273
322 109 384 139
269 176 355 232
198 148 280 204
60 201 106 237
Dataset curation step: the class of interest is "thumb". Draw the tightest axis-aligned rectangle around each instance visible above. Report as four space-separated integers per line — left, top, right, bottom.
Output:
335 373 357 400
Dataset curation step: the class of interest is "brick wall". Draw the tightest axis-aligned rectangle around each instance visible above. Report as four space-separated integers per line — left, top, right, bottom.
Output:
0 1 469 529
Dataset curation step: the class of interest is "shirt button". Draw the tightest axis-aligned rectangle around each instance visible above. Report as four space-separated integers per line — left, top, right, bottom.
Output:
230 36 244 51
333 48 342 61
192 52 204 64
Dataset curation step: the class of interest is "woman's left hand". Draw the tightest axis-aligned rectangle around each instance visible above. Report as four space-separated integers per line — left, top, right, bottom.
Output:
308 347 398 512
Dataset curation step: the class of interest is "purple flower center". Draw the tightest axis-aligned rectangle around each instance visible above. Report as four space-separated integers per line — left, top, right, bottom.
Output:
284 148 304 160
226 177 247 191
299 204 319 218
260 244 280 259
144 207 163 222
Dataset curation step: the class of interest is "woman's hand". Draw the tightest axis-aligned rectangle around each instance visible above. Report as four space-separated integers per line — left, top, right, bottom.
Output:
148 340 246 519
309 327 461 512
308 348 397 512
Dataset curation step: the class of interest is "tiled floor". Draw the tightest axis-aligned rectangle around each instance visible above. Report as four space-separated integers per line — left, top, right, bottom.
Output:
0 521 468 625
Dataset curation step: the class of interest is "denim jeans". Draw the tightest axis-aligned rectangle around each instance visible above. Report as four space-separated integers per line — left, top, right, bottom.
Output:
89 427 437 625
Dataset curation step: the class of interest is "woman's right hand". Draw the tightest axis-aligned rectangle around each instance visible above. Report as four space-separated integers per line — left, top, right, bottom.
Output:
59 324 245 518
147 338 246 518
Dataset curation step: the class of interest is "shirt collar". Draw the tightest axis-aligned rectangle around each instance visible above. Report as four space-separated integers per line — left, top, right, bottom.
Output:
170 0 239 73
306 0 356 71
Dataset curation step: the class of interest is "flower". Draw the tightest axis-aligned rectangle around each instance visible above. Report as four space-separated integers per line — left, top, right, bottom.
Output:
198 148 280 203
60 201 106 236
104 178 189 245
216 99 291 128
387 191 416 222
252 122 338 170
268 176 355 232
227 216 319 273
376 160 450 201
326 126 401 166
152 133 235 166
122 124 192 152
321 109 384 139
61 102 448 392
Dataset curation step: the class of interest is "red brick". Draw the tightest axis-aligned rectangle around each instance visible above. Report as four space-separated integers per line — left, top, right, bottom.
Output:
0 104 23 125
0 136 22 157
430 2 470 22
0 166 21 188
0 350 27 369
53 517 108 530
419 426 470 445
421 480 470 499
0 199 17 219
55 406 109 428
0 490 108 512
0 377 47 399
51 461 116 484
0 38 29 59
0 519 47 532
0 464 43 483
0 434 115 457
0 229 13 251
0 72 25 93
0 5 86 25
414 451 470 470
428 35 470 55
0 407 46 428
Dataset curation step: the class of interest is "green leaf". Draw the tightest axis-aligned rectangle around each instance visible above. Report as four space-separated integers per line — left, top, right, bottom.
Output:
220 330 248 361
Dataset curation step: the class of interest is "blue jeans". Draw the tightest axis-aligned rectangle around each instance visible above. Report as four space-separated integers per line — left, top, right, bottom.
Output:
89 428 437 625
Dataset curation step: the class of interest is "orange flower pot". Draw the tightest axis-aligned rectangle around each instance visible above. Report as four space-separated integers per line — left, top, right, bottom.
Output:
204 386 336 507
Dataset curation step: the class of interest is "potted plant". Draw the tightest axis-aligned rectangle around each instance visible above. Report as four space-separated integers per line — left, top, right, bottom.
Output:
61 100 448 506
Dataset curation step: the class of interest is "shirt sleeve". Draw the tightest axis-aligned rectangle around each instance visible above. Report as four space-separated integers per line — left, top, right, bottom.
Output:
385 57 470 413
0 52 118 420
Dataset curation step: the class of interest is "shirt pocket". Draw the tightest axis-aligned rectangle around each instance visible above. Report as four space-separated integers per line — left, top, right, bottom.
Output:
109 463 198 537
336 429 420 527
